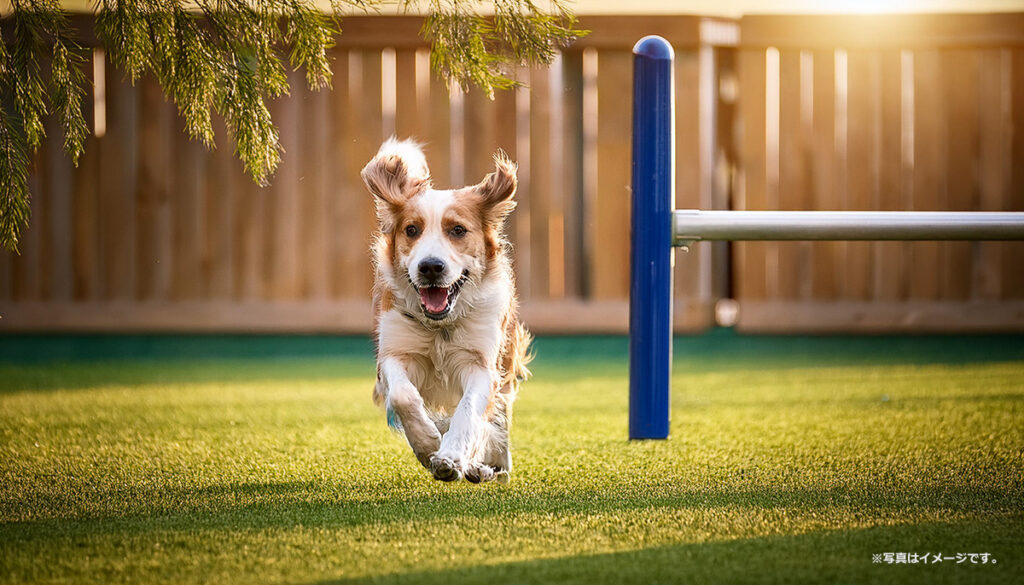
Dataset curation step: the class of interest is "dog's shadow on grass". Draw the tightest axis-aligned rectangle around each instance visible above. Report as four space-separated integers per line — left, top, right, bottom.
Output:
3 477 1020 545
303 517 1023 585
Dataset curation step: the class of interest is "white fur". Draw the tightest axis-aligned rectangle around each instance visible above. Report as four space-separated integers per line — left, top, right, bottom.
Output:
405 189 464 288
375 137 430 183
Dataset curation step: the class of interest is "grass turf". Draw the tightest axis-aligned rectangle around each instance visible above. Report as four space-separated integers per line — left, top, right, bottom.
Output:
1 334 1022 584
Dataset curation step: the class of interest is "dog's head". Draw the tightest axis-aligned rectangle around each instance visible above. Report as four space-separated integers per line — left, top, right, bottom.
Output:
362 138 517 322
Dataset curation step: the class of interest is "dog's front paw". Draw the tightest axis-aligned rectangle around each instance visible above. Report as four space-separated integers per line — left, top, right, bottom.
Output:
463 463 496 484
429 455 462 482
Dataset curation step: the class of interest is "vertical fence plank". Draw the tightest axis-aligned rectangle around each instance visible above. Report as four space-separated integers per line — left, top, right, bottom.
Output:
810 49 839 299
910 49 944 300
340 49 382 300
43 113 73 301
874 49 906 301
1005 47 1024 299
974 48 1007 300
500 86 528 294
845 50 876 300
560 50 585 300
73 56 101 302
712 47 736 303
737 48 767 302
327 49 351 300
941 49 979 301
675 49 705 311
99 64 138 300
204 116 236 299
462 89 496 185
592 49 632 300
12 157 43 301
427 64 452 188
0 248 8 301
299 84 330 300
72 145 101 301
776 49 807 300
541 63 568 301
529 67 552 301
136 78 173 301
265 71 302 300
36 148 55 301
762 48 780 300
172 117 206 300
395 48 427 140
233 150 266 300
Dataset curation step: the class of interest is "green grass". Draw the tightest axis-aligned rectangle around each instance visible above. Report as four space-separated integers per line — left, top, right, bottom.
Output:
1 334 1022 584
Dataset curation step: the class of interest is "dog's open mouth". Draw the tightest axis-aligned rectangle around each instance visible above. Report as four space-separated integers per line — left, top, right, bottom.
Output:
415 271 469 320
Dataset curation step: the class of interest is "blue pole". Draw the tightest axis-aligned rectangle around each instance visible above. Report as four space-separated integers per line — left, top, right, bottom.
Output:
629 36 674 440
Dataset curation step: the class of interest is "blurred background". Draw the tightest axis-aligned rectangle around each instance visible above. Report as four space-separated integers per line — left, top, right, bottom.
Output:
1 1 1022 336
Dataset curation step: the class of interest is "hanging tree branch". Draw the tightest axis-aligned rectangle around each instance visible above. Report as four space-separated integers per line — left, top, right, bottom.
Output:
0 0 582 252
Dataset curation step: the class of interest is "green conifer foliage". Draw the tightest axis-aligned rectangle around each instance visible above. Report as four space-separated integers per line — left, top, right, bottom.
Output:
0 0 581 252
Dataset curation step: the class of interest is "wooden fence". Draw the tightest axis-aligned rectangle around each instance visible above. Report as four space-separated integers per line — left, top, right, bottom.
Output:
734 14 1024 331
0 13 1021 334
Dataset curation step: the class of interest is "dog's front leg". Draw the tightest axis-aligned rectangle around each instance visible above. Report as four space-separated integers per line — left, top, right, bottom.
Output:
380 357 441 469
431 367 495 482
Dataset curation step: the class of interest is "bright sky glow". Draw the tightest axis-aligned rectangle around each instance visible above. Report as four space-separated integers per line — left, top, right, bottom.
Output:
571 0 1024 16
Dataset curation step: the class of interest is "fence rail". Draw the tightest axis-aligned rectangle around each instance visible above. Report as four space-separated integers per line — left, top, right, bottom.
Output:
0 13 1022 333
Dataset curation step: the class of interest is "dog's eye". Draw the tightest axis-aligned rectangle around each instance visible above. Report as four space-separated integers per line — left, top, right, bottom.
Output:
450 225 467 238
404 225 419 238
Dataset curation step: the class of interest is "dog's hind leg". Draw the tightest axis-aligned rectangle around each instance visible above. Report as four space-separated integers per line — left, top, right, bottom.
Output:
487 393 513 483
380 358 441 470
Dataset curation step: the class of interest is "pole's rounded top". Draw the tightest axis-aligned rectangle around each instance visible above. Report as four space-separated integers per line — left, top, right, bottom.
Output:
633 35 674 60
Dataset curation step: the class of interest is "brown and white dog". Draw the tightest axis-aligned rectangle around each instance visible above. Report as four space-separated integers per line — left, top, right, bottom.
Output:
361 138 532 484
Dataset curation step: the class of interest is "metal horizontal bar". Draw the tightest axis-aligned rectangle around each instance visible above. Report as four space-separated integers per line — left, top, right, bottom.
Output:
673 210 1024 244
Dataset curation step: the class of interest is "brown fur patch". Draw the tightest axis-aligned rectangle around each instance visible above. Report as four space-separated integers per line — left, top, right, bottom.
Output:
484 302 533 422
443 198 488 260
362 153 428 232
477 152 518 225
467 153 518 261
499 305 533 393
391 208 425 266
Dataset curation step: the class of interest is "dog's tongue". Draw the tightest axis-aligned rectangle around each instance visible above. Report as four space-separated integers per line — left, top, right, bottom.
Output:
420 287 449 313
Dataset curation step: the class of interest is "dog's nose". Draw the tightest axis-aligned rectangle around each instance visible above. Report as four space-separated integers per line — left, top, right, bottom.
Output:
418 257 446 280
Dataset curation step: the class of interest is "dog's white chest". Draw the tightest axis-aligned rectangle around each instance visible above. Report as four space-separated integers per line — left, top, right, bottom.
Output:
380 312 493 413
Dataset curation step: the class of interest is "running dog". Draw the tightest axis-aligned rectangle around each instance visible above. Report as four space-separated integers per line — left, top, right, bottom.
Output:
361 138 532 484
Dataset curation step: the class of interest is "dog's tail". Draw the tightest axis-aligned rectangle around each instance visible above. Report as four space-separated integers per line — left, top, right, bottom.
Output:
502 320 533 393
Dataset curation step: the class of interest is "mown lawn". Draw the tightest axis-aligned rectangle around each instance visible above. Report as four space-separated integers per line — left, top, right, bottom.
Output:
1 334 1022 584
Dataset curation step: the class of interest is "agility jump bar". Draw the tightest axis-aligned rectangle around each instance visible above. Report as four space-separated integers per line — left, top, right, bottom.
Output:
673 210 1024 246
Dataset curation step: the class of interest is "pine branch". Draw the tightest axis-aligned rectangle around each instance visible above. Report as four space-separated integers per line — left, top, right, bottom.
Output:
0 0 581 251
420 0 584 97
283 0 338 90
1 0 91 252
0 104 32 254
9 2 50 151
50 33 90 165
216 50 282 185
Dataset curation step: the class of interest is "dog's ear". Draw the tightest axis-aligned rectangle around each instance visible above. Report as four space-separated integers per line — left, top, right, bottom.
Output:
361 139 430 226
476 151 518 224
